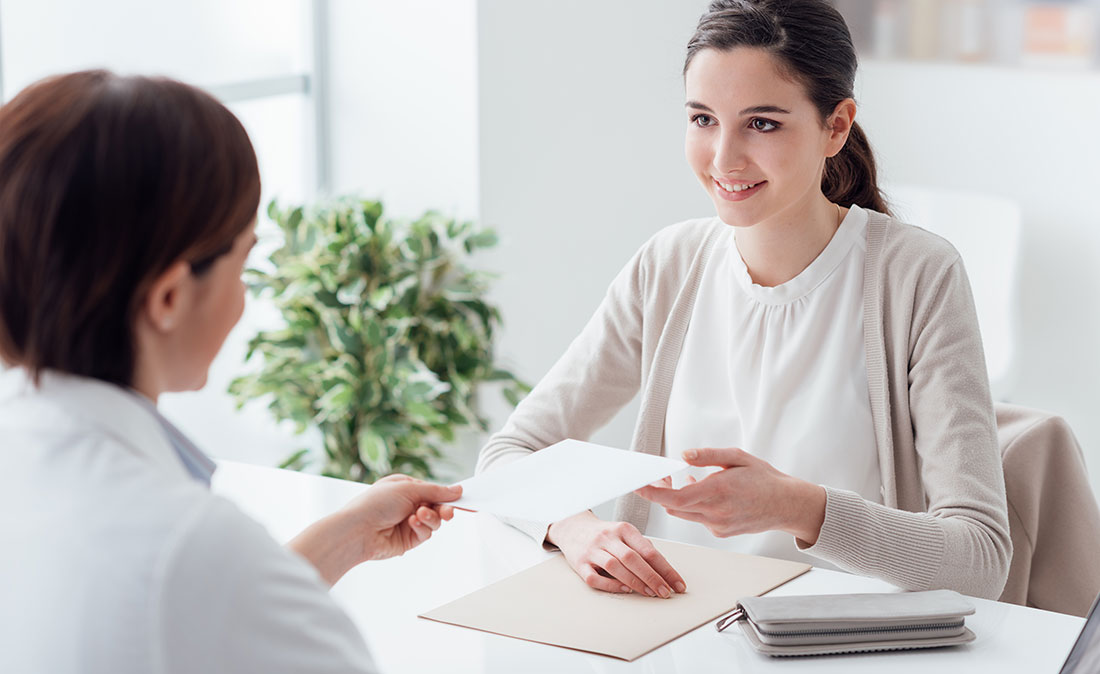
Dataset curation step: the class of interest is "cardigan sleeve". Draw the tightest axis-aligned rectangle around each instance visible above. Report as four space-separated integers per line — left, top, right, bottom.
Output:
474 243 649 542
800 256 1012 599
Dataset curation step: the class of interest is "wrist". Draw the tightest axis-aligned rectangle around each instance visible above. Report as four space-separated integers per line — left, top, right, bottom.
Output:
783 478 826 546
546 510 597 547
288 508 363 586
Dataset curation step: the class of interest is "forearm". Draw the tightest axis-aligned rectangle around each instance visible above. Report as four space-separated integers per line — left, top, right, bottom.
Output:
799 487 1009 598
287 509 363 587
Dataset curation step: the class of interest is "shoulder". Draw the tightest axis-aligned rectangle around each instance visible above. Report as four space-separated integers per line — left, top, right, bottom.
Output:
627 216 725 285
866 209 969 306
870 209 962 273
156 495 327 613
639 216 724 259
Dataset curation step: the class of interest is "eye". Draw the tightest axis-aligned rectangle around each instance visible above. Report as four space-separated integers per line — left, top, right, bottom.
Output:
749 118 779 132
691 113 717 128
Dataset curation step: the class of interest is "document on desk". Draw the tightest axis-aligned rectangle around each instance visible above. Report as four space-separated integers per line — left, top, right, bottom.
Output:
450 439 688 523
420 538 811 661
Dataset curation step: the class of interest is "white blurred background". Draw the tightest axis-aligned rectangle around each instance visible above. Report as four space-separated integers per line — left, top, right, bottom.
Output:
2 0 1098 497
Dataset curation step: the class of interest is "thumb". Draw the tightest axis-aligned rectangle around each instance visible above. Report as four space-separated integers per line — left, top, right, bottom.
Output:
682 447 750 468
402 481 463 504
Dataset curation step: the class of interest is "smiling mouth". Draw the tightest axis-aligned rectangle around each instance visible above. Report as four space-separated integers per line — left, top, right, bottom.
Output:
715 180 764 193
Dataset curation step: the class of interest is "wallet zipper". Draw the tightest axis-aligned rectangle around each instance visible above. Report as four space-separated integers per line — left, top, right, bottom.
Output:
754 618 966 639
715 608 965 637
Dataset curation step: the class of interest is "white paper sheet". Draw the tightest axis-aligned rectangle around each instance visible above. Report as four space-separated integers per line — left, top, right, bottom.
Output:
451 439 688 523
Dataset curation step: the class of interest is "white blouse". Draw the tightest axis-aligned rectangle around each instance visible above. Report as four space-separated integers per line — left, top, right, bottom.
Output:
647 205 881 569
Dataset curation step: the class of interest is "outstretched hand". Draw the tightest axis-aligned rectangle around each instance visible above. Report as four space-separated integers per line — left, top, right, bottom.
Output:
635 448 826 545
347 474 462 561
289 474 462 585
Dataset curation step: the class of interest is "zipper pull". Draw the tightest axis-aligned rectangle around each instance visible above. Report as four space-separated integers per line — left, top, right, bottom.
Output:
715 607 745 633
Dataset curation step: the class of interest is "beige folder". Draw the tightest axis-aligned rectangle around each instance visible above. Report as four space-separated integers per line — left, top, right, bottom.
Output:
419 538 811 661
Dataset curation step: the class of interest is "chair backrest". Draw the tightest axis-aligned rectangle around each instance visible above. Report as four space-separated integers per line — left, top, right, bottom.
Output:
996 403 1100 617
886 185 1022 400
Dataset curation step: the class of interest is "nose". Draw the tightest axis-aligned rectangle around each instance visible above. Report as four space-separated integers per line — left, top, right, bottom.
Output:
712 130 748 174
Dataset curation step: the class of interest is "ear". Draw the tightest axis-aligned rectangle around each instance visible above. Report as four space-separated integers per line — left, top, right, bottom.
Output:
140 261 193 334
824 98 857 159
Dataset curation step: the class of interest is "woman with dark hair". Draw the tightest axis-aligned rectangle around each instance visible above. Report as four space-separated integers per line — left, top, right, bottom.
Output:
478 0 1011 601
0 70 459 673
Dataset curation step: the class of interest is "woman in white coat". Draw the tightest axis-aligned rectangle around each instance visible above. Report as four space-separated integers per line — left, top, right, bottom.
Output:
0 70 459 673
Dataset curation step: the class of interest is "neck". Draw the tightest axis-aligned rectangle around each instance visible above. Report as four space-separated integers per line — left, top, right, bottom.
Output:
734 194 846 287
130 352 163 404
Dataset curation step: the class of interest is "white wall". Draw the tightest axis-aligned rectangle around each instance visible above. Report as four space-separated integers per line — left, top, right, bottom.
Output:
326 0 479 221
476 0 712 449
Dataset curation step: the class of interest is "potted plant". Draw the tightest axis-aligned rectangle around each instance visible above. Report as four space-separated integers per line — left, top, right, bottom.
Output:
229 198 528 483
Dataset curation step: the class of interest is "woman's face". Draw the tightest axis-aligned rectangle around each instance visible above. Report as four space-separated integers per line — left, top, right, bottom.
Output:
176 223 257 391
684 47 838 228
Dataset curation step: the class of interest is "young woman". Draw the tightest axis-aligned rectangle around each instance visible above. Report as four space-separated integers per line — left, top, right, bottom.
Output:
478 0 1010 601
0 71 459 673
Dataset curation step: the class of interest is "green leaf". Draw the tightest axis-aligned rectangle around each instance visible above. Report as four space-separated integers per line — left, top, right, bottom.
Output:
358 428 391 474
279 448 312 471
367 285 394 310
465 229 499 251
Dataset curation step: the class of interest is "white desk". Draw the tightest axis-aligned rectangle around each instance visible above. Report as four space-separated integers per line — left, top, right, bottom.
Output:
213 461 1085 673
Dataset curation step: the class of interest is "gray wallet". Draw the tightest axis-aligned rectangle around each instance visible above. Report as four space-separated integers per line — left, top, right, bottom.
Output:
716 589 977 657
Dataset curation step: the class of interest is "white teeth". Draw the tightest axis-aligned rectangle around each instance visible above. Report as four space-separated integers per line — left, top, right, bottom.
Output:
719 181 758 193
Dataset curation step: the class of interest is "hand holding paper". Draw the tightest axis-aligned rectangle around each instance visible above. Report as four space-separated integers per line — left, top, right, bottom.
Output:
451 439 688 523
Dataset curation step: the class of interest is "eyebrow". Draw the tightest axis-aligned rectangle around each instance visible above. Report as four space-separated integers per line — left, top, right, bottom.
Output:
685 101 792 116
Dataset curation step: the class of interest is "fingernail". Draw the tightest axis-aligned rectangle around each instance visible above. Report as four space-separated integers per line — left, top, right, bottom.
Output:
675 582 686 593
621 585 632 593
644 587 655 597
683 449 697 461
659 586 671 599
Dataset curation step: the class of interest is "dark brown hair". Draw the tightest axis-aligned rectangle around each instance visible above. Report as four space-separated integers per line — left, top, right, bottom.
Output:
0 70 261 386
685 0 890 214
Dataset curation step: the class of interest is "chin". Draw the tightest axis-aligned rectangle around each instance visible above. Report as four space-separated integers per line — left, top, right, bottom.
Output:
714 202 763 229
180 371 209 392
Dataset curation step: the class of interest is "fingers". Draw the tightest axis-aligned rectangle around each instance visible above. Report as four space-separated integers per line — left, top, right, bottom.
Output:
682 447 750 468
607 543 674 598
415 505 443 531
376 474 415 484
579 564 633 593
590 550 653 595
401 481 463 505
621 527 687 594
634 482 701 509
407 514 432 543
664 507 709 524
557 519 686 597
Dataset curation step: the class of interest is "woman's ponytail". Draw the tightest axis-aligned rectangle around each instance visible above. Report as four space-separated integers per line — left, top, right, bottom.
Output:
823 121 890 215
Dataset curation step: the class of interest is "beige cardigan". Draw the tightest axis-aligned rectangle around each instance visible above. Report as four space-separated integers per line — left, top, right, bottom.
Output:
478 210 1012 600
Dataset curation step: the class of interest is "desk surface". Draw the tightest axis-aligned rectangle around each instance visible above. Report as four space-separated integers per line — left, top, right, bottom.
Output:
212 461 1085 673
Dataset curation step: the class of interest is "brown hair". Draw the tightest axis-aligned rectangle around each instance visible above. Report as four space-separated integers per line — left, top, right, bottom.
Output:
684 0 890 215
0 70 261 386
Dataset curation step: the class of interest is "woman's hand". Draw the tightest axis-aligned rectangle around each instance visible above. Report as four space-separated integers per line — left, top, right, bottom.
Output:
635 448 826 545
344 474 463 561
289 475 462 585
546 511 687 598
